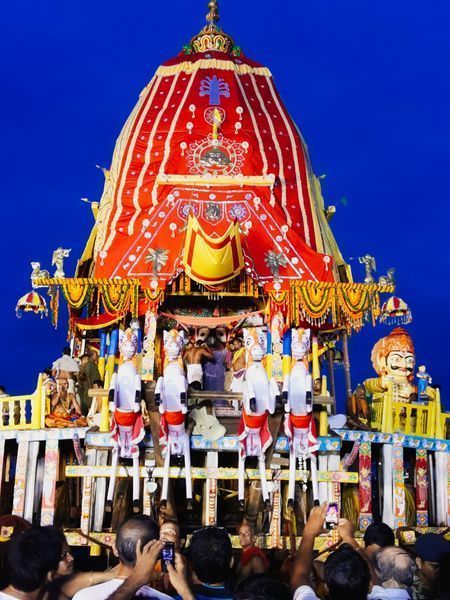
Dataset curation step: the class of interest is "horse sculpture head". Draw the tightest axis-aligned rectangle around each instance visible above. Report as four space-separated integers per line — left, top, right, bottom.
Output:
243 327 267 363
119 328 138 360
291 328 310 361
163 328 185 361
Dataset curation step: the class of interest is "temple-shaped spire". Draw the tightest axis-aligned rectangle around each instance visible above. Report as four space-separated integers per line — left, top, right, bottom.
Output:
187 0 237 55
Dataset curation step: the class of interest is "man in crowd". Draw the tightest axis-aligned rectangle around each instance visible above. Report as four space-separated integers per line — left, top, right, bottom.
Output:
413 533 450 600
229 338 245 394
72 515 169 600
291 503 371 600
364 522 396 564
77 353 101 414
52 347 79 380
0 526 63 600
184 526 233 600
184 341 213 391
236 523 269 584
370 547 415 600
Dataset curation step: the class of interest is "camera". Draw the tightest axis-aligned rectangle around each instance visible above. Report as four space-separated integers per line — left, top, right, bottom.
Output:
325 502 339 529
160 541 175 572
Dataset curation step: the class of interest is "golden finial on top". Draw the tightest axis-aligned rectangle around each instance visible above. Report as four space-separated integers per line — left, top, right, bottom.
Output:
206 1 219 25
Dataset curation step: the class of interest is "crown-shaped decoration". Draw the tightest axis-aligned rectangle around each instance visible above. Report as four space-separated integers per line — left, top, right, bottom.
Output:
186 1 238 55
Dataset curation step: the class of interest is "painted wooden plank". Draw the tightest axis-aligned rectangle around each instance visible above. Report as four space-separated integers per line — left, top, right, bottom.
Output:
203 452 218 526
393 445 406 529
66 464 358 483
80 449 97 536
416 448 428 527
358 442 373 530
40 438 60 525
92 450 108 532
12 441 29 517
23 441 40 523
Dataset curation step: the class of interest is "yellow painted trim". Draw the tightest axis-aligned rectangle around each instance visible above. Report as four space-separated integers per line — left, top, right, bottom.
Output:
156 60 271 77
156 174 274 187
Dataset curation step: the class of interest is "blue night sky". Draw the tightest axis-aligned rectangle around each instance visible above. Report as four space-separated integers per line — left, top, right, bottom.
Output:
1 1 449 410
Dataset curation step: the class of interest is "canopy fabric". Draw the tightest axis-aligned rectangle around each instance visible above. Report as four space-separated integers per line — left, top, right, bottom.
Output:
159 310 262 327
89 48 344 285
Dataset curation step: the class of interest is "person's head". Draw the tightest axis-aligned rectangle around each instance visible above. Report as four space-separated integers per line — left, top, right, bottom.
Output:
57 378 69 392
239 523 255 550
234 574 290 600
160 520 181 550
0 515 31 540
0 385 6 395
324 544 370 600
415 533 450 585
43 368 53 380
313 378 322 394
62 346 71 356
92 379 104 389
187 526 232 585
80 354 90 366
115 515 159 568
375 547 415 589
363 523 395 560
7 526 72 592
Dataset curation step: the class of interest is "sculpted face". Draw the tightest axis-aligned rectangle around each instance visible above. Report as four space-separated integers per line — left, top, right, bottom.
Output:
385 350 415 380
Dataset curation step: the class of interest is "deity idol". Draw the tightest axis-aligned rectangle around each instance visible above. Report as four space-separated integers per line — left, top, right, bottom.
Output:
364 327 433 403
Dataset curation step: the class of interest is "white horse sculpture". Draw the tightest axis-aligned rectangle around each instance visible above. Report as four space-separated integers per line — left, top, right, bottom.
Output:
282 328 319 509
238 327 280 510
155 329 193 510
106 328 144 513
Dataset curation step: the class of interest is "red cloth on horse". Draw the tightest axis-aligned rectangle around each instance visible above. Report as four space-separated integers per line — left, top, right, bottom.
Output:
238 410 272 458
284 412 319 454
240 546 270 570
111 410 145 447
159 410 185 445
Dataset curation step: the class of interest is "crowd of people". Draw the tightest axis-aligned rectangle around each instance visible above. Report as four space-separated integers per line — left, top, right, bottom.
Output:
1 507 449 600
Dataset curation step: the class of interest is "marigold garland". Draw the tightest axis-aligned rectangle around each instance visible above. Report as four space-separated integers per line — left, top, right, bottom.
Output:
100 282 133 315
61 282 92 310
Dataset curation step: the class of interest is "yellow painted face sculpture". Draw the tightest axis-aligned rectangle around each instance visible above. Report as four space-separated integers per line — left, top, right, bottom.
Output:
385 350 415 380
371 327 415 384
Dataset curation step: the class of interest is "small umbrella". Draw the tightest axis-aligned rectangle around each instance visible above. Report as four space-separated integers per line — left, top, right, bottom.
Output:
15 290 48 319
380 295 412 325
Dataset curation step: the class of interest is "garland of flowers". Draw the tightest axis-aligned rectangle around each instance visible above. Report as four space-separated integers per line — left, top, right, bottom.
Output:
100 282 133 315
267 291 290 326
285 281 384 330
142 289 165 312
61 281 92 310
336 286 371 330
48 285 59 329
297 285 335 325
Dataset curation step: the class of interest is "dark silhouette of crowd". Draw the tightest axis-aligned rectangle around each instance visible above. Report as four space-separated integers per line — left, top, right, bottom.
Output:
0 507 449 600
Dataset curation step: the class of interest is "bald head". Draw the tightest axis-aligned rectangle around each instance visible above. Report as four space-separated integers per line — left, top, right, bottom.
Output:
116 515 159 567
375 547 415 589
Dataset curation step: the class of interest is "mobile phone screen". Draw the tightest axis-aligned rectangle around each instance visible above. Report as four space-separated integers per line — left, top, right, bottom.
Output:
161 542 175 572
325 502 339 528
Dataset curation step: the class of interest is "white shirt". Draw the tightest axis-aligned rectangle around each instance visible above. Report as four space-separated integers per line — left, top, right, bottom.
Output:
293 586 320 600
293 584 411 600
369 586 411 600
72 578 172 600
0 592 18 600
52 355 80 374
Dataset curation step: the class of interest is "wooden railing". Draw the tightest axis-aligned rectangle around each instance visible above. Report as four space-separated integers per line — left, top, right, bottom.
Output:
371 385 447 439
0 374 45 431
